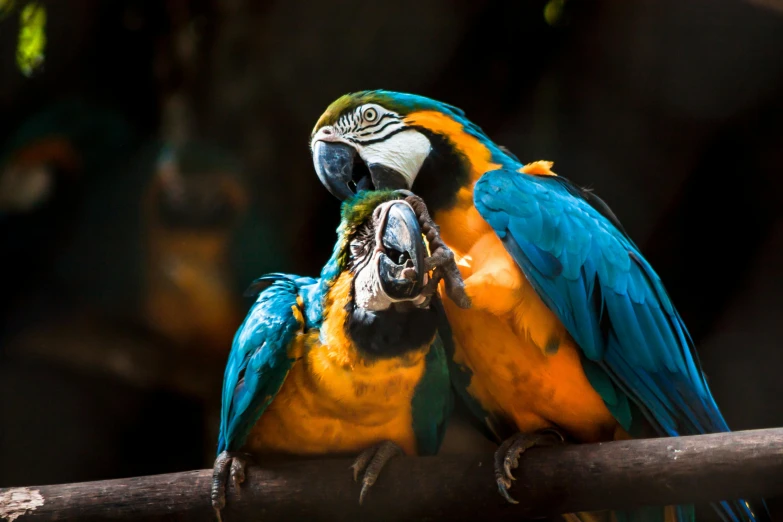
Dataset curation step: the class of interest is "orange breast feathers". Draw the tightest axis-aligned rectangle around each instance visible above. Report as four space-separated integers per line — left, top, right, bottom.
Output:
401 108 623 442
244 272 431 456
441 225 621 443
419 140 620 442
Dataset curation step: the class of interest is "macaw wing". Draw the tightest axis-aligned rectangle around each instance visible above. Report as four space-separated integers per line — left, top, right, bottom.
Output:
217 273 318 453
475 169 769 521
474 168 728 438
410 309 454 456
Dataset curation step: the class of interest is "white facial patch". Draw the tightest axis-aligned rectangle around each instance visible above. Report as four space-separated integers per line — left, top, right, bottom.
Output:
351 200 429 312
353 254 393 311
353 251 429 311
359 130 431 188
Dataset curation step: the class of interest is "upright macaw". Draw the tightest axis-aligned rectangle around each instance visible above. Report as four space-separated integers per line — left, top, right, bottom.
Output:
310 90 768 522
211 189 468 519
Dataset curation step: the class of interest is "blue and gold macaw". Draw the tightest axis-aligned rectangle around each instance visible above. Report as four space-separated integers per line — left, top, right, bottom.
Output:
212 189 467 519
310 91 768 522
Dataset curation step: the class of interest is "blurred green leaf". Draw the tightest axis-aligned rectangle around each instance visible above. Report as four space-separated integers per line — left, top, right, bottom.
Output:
0 0 15 19
17 2 46 77
544 0 566 27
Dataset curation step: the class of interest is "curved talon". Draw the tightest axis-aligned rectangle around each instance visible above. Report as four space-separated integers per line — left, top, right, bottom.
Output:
503 456 517 482
211 451 252 521
497 481 519 505
350 440 403 505
351 449 373 483
359 479 374 505
230 457 247 497
493 429 567 505
493 435 519 503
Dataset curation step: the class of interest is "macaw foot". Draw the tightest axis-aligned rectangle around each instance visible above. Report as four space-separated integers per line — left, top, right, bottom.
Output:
495 428 566 504
351 440 403 505
211 451 252 522
400 192 471 309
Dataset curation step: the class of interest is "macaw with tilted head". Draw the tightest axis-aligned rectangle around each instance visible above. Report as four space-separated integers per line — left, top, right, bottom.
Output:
211 189 469 520
310 91 768 522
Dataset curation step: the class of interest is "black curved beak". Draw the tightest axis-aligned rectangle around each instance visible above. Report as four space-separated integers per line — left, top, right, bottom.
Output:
312 141 357 200
378 202 426 299
312 141 408 201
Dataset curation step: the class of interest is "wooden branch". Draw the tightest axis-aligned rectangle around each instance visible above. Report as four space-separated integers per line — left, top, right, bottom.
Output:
2 428 782 522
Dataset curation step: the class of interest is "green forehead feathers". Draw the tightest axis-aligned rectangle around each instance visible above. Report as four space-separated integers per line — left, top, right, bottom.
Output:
340 189 402 230
321 190 403 281
313 91 394 132
312 90 468 135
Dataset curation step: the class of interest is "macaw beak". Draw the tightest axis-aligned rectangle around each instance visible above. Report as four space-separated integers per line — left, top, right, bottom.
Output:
312 141 358 200
312 141 408 201
378 201 426 300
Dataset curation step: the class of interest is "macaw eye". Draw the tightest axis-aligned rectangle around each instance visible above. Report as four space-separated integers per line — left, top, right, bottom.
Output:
363 108 378 123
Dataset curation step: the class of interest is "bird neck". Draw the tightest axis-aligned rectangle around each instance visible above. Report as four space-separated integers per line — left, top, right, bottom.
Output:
405 110 519 216
428 160 560 259
321 272 435 363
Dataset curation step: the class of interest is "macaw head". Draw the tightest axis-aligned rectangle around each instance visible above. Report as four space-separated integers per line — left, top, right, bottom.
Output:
320 190 444 357
327 190 429 308
311 90 513 213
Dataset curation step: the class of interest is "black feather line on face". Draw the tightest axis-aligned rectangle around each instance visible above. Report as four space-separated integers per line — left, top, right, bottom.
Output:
349 126 409 146
347 221 375 273
356 119 400 138
358 113 400 133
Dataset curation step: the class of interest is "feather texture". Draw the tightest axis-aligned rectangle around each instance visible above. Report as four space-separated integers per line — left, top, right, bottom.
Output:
474 168 760 521
218 274 315 453
217 191 453 458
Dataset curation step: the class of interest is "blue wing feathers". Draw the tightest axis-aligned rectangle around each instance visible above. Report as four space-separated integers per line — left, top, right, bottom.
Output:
474 168 762 521
474 169 729 434
220 269 454 460
515 237 562 278
218 274 318 454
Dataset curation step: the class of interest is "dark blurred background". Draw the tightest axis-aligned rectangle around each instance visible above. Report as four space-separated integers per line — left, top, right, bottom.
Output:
0 0 781 519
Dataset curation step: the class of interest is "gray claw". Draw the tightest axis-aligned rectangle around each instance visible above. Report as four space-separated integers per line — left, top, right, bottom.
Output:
211 451 252 521
403 194 471 309
497 479 520 505
493 429 566 505
350 440 403 505
230 457 247 497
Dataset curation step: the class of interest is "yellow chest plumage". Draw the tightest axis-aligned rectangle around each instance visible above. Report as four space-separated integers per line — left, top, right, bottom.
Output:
243 272 429 456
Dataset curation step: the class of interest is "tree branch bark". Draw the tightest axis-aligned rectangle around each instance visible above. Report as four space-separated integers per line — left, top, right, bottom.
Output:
1 428 781 521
